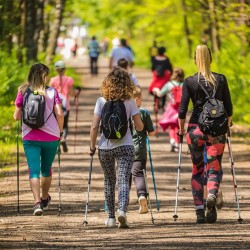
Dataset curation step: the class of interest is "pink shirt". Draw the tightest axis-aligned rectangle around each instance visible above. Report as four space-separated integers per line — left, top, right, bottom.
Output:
49 75 74 110
15 89 61 141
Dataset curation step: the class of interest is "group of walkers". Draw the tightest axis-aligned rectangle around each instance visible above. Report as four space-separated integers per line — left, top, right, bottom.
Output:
13 42 233 228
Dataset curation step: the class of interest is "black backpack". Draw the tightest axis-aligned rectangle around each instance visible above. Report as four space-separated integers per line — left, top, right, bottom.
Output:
198 81 228 137
155 64 165 77
23 88 53 129
101 100 129 139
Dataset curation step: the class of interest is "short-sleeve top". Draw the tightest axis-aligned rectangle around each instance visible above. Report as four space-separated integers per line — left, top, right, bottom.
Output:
15 87 61 141
110 47 134 67
94 97 139 149
49 75 74 111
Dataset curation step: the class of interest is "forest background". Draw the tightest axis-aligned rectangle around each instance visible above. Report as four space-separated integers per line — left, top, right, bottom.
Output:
0 0 249 165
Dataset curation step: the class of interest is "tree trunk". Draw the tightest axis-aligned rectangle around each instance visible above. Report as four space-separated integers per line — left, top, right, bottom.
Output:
33 0 44 57
208 0 220 52
46 0 65 64
238 0 249 54
24 0 37 62
0 0 14 53
181 0 193 58
17 0 25 63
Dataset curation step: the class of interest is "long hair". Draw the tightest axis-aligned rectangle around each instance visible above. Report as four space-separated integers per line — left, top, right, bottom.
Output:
170 68 184 82
100 67 135 101
194 45 216 85
18 63 50 94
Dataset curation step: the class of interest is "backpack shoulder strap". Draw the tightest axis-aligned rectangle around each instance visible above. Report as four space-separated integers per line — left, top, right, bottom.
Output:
197 79 211 98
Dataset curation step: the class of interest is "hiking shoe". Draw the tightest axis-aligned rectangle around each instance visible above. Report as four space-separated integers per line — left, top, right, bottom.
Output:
170 143 175 152
196 209 206 224
33 202 43 216
41 194 51 210
216 189 224 210
206 194 217 223
105 218 116 228
61 141 68 153
118 211 129 229
138 196 148 214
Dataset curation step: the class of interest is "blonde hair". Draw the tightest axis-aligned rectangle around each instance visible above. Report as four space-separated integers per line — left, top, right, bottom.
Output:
18 63 50 94
133 87 142 98
100 67 135 101
194 45 216 85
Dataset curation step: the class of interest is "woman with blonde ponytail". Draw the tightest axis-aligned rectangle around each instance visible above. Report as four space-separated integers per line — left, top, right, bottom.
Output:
178 45 233 224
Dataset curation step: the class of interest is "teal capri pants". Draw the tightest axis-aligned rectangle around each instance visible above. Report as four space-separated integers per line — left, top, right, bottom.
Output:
23 140 59 179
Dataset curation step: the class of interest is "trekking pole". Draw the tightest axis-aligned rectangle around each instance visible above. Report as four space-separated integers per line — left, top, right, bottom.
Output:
83 155 94 226
57 146 62 214
146 136 160 211
16 121 20 213
227 128 243 224
143 169 155 224
173 134 183 221
154 96 159 138
74 94 79 154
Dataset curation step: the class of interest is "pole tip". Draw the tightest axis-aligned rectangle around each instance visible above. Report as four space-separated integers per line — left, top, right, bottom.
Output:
83 221 88 226
238 218 243 224
173 214 178 221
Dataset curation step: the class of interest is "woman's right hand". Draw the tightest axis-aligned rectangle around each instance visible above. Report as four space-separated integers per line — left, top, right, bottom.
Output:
152 88 160 96
178 128 186 136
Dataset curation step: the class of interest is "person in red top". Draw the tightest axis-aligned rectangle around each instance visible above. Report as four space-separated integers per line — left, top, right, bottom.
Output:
148 46 173 112
49 61 77 152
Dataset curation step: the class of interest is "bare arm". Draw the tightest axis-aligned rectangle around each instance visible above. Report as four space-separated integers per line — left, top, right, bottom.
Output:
109 57 113 70
13 107 22 120
129 61 134 68
90 114 101 150
178 118 186 135
54 104 64 132
132 113 143 131
148 131 156 136
69 85 74 96
228 116 233 127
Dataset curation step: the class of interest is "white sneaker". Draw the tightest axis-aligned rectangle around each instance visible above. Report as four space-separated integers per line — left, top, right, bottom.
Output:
138 196 149 214
104 218 116 228
216 189 224 210
118 211 129 228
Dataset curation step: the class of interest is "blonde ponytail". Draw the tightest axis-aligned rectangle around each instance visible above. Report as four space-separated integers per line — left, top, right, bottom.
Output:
194 45 216 85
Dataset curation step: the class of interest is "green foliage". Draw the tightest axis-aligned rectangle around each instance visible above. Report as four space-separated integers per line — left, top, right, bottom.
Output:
0 50 30 106
66 0 250 124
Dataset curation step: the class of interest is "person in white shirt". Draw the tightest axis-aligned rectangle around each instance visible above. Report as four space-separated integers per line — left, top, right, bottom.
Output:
109 39 134 70
89 67 143 229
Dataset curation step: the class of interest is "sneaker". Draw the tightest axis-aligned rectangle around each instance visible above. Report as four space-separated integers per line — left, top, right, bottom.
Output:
61 141 68 153
206 194 217 223
170 144 175 152
216 189 224 210
196 209 206 223
41 194 51 210
174 145 179 152
104 218 116 228
138 196 149 214
33 202 43 216
118 211 129 229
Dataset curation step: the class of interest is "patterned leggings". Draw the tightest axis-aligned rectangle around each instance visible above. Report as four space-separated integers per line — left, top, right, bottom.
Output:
98 145 135 218
186 124 226 210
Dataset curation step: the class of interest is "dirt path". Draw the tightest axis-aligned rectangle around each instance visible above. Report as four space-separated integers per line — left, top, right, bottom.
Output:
1 56 250 249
